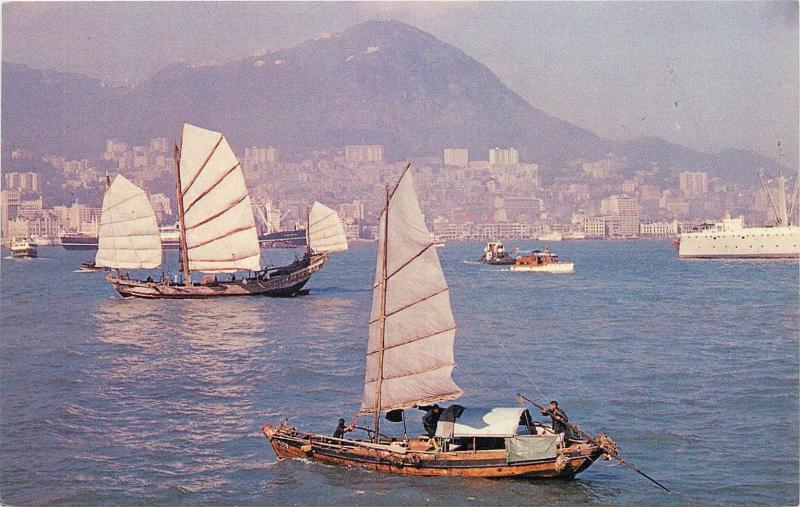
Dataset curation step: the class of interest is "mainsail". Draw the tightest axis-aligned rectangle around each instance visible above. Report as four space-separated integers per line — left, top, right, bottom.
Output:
361 167 463 414
178 123 261 273
95 175 162 270
307 202 349 254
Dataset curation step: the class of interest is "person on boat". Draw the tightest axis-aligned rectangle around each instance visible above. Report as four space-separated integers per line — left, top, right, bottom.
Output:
421 404 443 438
332 418 352 439
541 401 569 434
146 275 153 283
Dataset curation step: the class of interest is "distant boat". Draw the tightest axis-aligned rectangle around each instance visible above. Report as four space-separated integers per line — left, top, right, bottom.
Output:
96 123 348 299
258 228 307 249
10 238 37 258
479 241 516 265
61 227 181 251
262 164 609 478
510 247 574 273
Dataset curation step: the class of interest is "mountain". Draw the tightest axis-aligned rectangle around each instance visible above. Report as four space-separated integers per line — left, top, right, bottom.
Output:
1 20 784 181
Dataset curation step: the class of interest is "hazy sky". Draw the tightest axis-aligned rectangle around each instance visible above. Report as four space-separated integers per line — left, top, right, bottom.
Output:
3 1 798 162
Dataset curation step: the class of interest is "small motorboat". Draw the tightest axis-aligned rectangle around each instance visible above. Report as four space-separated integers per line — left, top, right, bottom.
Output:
509 247 574 273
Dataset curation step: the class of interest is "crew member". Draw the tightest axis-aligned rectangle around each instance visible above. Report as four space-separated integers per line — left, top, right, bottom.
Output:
422 404 443 438
541 400 569 434
333 418 352 439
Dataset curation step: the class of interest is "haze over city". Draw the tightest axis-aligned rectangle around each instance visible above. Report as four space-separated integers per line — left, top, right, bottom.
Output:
3 1 798 162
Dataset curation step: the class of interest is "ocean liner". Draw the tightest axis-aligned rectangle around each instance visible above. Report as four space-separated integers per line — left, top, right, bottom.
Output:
678 171 799 259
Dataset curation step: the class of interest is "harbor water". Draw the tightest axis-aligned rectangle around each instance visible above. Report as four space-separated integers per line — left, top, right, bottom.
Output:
1 240 798 505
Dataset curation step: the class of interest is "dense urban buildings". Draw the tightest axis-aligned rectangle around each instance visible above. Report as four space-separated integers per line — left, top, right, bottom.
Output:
0 135 791 244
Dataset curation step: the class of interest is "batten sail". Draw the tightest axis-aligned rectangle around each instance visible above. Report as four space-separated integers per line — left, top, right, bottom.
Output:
95 175 162 269
308 202 349 253
361 168 462 414
179 123 261 273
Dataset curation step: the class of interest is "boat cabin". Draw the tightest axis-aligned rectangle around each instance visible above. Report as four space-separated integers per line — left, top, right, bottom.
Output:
514 249 559 266
401 407 568 461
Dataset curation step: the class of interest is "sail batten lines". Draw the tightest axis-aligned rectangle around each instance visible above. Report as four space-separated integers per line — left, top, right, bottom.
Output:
178 123 261 273
360 168 462 415
95 175 162 270
307 202 348 253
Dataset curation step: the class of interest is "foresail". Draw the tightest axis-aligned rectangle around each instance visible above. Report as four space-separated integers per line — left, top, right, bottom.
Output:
308 202 349 253
361 169 462 413
179 123 261 272
95 175 162 270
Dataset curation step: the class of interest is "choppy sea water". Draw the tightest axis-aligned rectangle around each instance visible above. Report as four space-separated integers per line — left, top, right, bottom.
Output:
0 240 797 505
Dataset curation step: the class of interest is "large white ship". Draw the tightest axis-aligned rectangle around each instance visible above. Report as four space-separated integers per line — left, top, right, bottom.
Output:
678 170 799 259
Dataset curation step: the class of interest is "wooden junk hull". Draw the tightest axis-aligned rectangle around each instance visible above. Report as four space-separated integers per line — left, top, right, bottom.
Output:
108 254 326 299
262 424 604 479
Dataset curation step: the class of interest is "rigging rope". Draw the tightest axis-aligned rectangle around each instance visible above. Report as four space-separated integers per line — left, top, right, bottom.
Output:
437 241 549 404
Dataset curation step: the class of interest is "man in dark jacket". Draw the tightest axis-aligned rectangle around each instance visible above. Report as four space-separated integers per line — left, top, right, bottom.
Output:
540 400 569 434
333 418 352 439
422 404 443 438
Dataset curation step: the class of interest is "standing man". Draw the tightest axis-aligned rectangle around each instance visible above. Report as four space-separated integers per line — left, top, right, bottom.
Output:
421 404 443 438
540 400 569 435
333 418 352 439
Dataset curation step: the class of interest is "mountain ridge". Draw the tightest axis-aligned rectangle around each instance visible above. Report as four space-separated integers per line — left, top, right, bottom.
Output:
1 20 784 183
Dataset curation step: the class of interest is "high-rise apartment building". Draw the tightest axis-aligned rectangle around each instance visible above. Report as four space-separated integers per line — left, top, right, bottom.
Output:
345 145 383 163
489 147 518 166
4 172 40 193
679 171 709 197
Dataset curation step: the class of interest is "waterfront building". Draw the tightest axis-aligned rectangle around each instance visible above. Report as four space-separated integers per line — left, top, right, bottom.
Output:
443 148 469 167
640 220 679 237
584 216 607 238
600 195 640 238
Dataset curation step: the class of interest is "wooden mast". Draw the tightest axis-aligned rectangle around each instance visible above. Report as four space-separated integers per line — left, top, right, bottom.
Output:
174 135 191 284
373 183 389 440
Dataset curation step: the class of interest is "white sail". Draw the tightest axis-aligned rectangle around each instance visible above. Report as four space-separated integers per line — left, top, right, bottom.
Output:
95 175 162 270
308 202 349 253
361 168 462 413
179 123 261 273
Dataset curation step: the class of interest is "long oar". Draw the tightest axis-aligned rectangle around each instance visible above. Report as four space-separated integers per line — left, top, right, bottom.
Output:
516 393 671 493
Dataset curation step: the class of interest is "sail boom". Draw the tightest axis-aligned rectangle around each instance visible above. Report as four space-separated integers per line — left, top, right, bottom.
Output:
359 390 463 415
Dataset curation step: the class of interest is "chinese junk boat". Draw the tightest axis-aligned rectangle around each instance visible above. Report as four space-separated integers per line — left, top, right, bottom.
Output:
96 123 347 299
262 166 610 478
509 248 574 273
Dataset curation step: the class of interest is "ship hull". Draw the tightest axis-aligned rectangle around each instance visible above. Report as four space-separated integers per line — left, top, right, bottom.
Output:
258 229 307 249
61 235 182 250
263 424 603 479
11 248 38 258
510 261 575 273
678 225 799 259
107 254 325 299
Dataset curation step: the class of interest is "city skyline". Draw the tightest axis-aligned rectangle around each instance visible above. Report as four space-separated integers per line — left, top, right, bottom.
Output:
3 2 798 163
